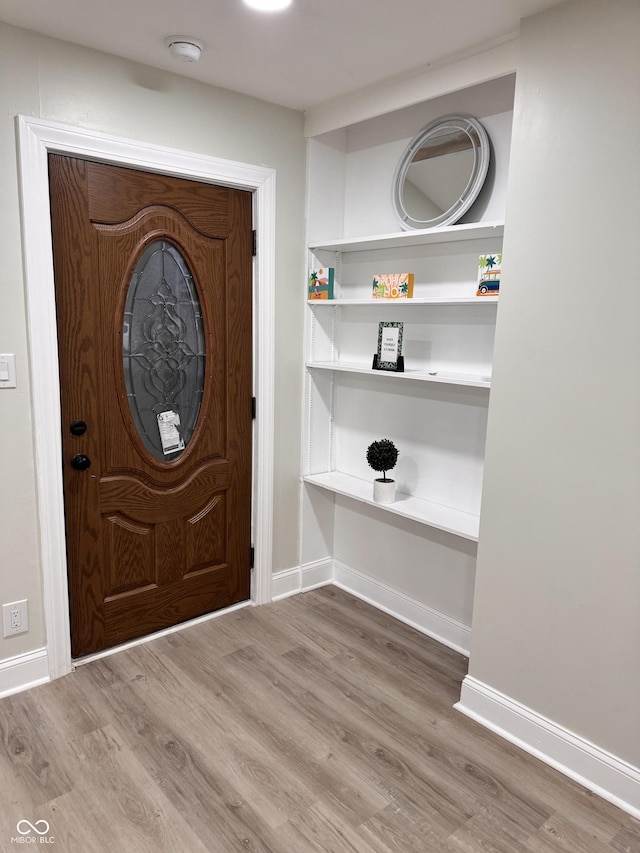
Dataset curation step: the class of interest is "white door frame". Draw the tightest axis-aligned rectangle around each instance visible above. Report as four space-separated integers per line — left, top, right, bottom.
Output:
17 115 275 680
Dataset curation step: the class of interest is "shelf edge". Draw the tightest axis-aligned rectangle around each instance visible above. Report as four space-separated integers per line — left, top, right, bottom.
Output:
308 296 499 306
309 220 505 253
306 361 491 389
304 473 480 542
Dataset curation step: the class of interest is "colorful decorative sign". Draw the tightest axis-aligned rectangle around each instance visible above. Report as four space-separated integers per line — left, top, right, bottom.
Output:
372 273 414 299
308 268 335 300
477 254 502 296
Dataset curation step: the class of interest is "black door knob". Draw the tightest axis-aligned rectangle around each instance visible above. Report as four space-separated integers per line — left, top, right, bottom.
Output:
70 420 87 436
71 454 91 471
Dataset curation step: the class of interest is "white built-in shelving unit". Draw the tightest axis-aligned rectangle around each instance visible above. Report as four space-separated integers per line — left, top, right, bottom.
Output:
304 221 503 540
300 74 514 643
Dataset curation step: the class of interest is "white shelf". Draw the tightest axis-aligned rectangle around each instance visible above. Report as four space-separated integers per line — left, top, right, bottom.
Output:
309 220 504 254
306 361 491 389
309 296 498 306
304 471 480 541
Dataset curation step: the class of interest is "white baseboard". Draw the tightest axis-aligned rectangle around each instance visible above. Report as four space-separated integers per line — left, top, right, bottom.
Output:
332 560 471 656
271 559 333 601
456 675 640 821
0 648 50 699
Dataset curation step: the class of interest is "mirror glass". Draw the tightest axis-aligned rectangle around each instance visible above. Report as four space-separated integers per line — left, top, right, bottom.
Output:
393 115 490 230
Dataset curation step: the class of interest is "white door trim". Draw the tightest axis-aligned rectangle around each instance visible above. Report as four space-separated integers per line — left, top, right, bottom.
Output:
16 115 275 680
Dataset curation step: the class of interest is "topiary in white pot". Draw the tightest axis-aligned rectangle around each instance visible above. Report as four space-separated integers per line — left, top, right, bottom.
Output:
366 438 399 503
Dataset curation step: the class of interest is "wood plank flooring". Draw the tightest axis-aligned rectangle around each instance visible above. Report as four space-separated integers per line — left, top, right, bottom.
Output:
0 586 638 851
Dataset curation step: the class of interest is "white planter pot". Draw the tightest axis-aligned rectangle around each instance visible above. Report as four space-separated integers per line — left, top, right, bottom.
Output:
373 478 396 504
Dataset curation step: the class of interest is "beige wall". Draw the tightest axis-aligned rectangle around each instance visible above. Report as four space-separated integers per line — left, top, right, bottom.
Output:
0 23 306 664
470 0 640 767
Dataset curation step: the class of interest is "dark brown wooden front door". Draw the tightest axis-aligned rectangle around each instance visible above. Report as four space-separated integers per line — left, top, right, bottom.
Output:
49 155 253 658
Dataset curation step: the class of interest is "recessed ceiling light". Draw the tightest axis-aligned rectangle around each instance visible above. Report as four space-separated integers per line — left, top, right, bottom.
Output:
242 0 293 11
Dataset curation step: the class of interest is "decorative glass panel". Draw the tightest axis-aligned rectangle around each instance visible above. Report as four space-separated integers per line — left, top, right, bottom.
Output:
123 240 205 462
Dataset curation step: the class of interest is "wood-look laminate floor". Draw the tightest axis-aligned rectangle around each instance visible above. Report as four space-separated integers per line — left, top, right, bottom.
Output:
0 586 638 852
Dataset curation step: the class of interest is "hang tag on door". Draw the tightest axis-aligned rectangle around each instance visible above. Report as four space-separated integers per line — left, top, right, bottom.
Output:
157 410 185 455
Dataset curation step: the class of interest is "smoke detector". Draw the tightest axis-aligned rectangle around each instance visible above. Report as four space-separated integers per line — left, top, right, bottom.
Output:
165 36 204 63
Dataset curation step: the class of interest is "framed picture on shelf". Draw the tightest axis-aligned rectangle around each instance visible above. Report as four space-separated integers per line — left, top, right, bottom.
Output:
373 321 404 372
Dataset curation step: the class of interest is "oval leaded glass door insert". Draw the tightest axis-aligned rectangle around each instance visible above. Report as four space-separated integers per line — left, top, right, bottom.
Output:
123 240 205 462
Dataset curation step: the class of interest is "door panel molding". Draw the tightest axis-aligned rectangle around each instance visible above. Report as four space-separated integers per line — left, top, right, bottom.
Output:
17 115 275 680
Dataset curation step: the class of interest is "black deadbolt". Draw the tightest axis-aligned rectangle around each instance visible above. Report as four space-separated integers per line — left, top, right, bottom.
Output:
71 454 91 471
70 420 87 436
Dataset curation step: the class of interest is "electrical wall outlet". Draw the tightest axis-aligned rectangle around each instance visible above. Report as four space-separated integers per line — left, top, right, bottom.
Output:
2 600 29 637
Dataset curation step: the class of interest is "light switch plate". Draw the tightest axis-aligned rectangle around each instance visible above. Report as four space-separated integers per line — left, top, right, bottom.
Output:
0 354 16 388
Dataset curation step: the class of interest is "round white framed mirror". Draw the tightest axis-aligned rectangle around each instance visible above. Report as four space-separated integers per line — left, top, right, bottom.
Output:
392 114 490 231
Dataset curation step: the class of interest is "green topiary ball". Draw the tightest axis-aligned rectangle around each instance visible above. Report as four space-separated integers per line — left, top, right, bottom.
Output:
366 439 398 481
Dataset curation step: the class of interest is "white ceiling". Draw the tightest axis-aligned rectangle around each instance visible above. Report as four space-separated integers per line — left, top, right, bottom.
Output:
0 0 566 111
